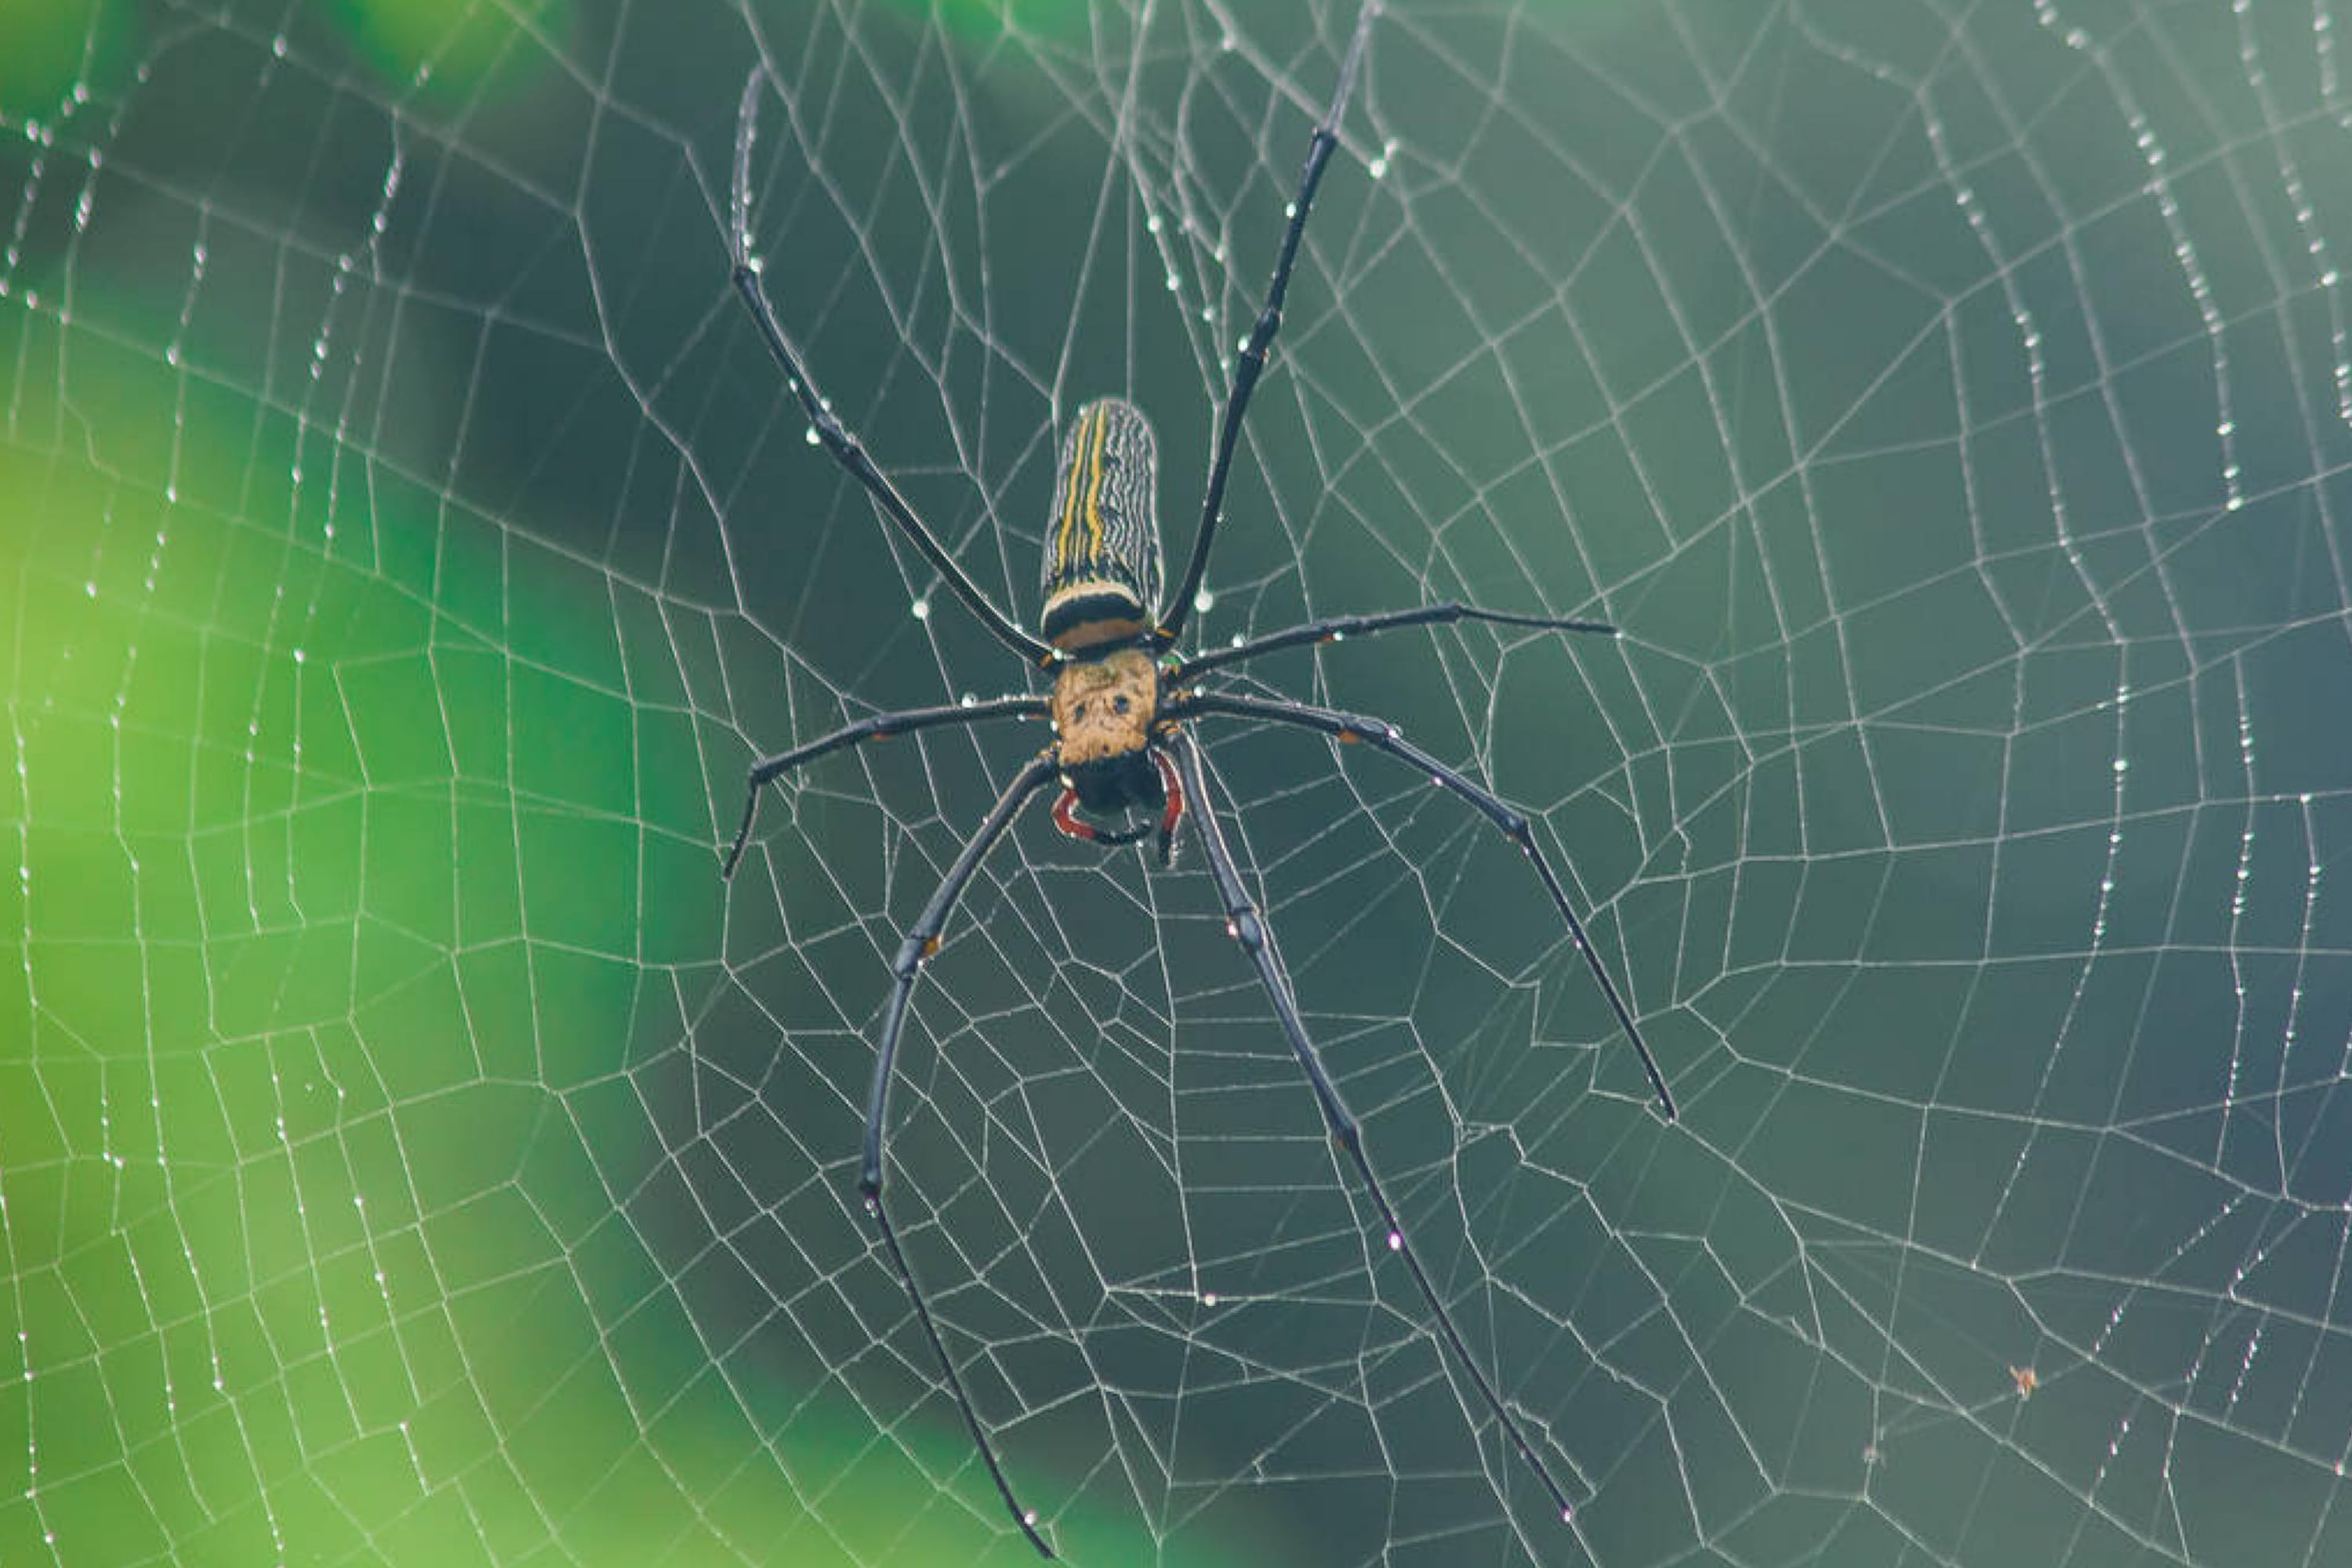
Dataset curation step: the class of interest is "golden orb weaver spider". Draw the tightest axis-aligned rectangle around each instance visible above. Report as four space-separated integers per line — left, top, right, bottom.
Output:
723 5 1674 1555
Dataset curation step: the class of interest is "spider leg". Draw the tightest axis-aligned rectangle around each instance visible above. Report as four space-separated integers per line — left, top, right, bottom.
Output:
1174 692 1675 1120
724 695 1049 877
1168 732 1580 1523
1156 3 1376 648
1174 603 1617 683
861 752 1062 1557
731 69 1054 667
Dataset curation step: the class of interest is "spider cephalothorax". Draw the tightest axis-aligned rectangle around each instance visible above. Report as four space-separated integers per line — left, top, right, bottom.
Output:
724 10 1673 1552
1047 635 1174 800
1047 644 1158 775
1045 644 1184 858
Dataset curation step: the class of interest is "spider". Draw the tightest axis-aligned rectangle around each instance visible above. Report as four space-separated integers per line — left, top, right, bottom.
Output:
723 7 1673 1554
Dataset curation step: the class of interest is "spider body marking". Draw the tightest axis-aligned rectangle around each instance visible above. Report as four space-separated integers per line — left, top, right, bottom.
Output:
724 7 1674 1555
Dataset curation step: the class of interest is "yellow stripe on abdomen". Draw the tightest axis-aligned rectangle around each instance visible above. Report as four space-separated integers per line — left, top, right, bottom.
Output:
1054 402 1108 575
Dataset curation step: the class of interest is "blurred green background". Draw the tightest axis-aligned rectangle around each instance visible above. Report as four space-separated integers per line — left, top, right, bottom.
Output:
6 2 2352 1565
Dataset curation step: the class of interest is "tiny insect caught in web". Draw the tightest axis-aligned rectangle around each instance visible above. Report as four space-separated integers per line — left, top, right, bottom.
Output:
722 3 1674 1555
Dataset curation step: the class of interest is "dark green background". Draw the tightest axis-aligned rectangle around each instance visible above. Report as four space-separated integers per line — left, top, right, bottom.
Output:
5 2 2350 1564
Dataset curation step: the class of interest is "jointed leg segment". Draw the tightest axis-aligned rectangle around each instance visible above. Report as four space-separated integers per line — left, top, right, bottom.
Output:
724 695 1048 877
1174 602 1617 683
1174 691 1675 1120
732 68 1054 667
858 753 1061 1556
1157 4 1376 647
1169 732 1580 1521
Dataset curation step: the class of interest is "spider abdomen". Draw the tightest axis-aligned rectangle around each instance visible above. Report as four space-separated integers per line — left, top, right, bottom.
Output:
1040 397 1163 652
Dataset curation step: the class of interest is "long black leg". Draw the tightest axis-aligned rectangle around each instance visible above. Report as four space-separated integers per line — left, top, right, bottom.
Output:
1174 603 1617 683
723 695 1049 877
1168 732 1580 1523
1174 692 1675 1120
861 753 1061 1556
1156 3 1376 648
732 69 1055 667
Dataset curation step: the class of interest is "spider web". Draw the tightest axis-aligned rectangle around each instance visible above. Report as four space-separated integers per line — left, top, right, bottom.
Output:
5 0 2352 1563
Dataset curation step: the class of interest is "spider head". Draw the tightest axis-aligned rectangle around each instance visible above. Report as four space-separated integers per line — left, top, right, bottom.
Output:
1051 645 1161 813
